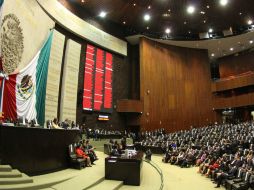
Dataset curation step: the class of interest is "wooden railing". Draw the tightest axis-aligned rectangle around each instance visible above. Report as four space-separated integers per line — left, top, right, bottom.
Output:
211 71 254 92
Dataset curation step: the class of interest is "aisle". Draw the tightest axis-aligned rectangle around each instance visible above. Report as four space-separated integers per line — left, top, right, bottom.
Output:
152 155 224 190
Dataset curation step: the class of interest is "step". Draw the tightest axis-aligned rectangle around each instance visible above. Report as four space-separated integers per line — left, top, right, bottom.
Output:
0 165 12 172
0 174 33 185
88 180 123 190
0 169 22 178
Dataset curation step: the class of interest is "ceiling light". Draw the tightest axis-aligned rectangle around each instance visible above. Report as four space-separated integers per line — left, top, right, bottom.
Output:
144 14 151 21
230 47 234 51
220 0 228 6
148 5 151 9
200 11 205 14
184 21 187 24
187 5 195 14
123 21 126 24
208 28 213 33
250 40 253 44
203 20 206 23
99 11 107 18
133 3 136 6
247 19 253 25
168 9 171 12
239 12 242 15
162 13 170 17
206 5 210 9
211 53 215 57
165 28 171 34
146 26 149 30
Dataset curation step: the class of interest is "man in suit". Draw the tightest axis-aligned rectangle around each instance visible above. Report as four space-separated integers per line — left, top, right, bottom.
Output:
215 155 242 188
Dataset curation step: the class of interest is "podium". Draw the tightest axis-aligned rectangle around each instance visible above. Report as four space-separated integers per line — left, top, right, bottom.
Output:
105 151 143 186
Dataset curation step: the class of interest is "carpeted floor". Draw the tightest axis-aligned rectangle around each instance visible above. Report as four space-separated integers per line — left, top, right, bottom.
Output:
9 139 226 190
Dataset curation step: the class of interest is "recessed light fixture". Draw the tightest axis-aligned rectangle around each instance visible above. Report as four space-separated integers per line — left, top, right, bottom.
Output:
220 0 228 6
133 3 136 6
81 0 85 3
123 21 126 24
146 26 150 30
208 28 213 33
247 19 253 25
148 5 151 9
200 11 205 14
165 28 171 34
99 11 107 18
203 20 206 23
162 13 171 17
187 5 195 14
168 9 171 12
211 53 215 57
230 47 234 51
144 14 151 21
250 40 253 44
206 5 210 9
184 21 187 24
239 12 242 15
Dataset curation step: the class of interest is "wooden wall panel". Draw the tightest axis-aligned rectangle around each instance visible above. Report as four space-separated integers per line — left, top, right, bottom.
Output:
219 51 254 78
140 38 216 132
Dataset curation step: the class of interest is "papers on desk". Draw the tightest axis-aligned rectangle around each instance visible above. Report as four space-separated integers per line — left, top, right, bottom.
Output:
2 123 15 127
108 160 117 163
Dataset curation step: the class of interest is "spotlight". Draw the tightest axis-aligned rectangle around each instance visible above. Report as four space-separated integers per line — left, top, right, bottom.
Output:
99 11 107 18
220 0 228 6
165 28 171 34
144 14 151 21
247 19 253 25
187 5 195 14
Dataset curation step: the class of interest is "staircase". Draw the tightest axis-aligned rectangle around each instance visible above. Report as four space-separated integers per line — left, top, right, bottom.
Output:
0 165 33 189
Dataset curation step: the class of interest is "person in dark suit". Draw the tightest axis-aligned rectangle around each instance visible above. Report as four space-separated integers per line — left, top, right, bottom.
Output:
215 155 242 188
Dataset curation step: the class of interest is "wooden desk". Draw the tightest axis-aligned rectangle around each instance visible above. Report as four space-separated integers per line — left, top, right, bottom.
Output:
105 152 143 185
0 126 81 175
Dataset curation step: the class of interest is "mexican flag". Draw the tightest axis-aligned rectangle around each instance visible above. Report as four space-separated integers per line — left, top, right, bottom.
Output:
1 32 53 126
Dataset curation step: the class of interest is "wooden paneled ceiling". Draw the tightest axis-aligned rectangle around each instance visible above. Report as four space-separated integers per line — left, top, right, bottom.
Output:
63 0 254 40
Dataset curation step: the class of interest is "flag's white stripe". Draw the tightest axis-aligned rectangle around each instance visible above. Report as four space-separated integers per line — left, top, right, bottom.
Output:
16 50 41 122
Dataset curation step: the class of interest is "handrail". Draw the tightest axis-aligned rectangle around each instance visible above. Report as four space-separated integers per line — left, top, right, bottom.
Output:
143 159 165 190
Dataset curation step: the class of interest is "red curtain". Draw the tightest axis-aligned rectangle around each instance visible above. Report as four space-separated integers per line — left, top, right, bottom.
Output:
3 74 17 121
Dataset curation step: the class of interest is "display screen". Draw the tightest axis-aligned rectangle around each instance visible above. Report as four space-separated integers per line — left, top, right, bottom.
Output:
83 44 113 113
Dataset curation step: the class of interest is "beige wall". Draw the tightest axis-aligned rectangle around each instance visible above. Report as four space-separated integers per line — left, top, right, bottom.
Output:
59 39 81 122
1 0 54 71
45 30 65 122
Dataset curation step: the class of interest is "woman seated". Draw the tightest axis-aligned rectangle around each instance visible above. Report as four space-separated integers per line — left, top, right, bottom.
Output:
76 144 92 167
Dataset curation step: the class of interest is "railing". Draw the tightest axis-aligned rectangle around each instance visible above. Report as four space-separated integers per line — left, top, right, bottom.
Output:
143 159 165 190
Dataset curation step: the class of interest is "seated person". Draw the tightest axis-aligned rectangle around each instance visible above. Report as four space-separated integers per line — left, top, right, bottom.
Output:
111 145 121 157
83 140 98 160
52 118 63 129
75 144 92 167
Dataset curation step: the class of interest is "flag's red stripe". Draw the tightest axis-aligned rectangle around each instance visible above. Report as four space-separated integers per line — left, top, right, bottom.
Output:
3 74 17 121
